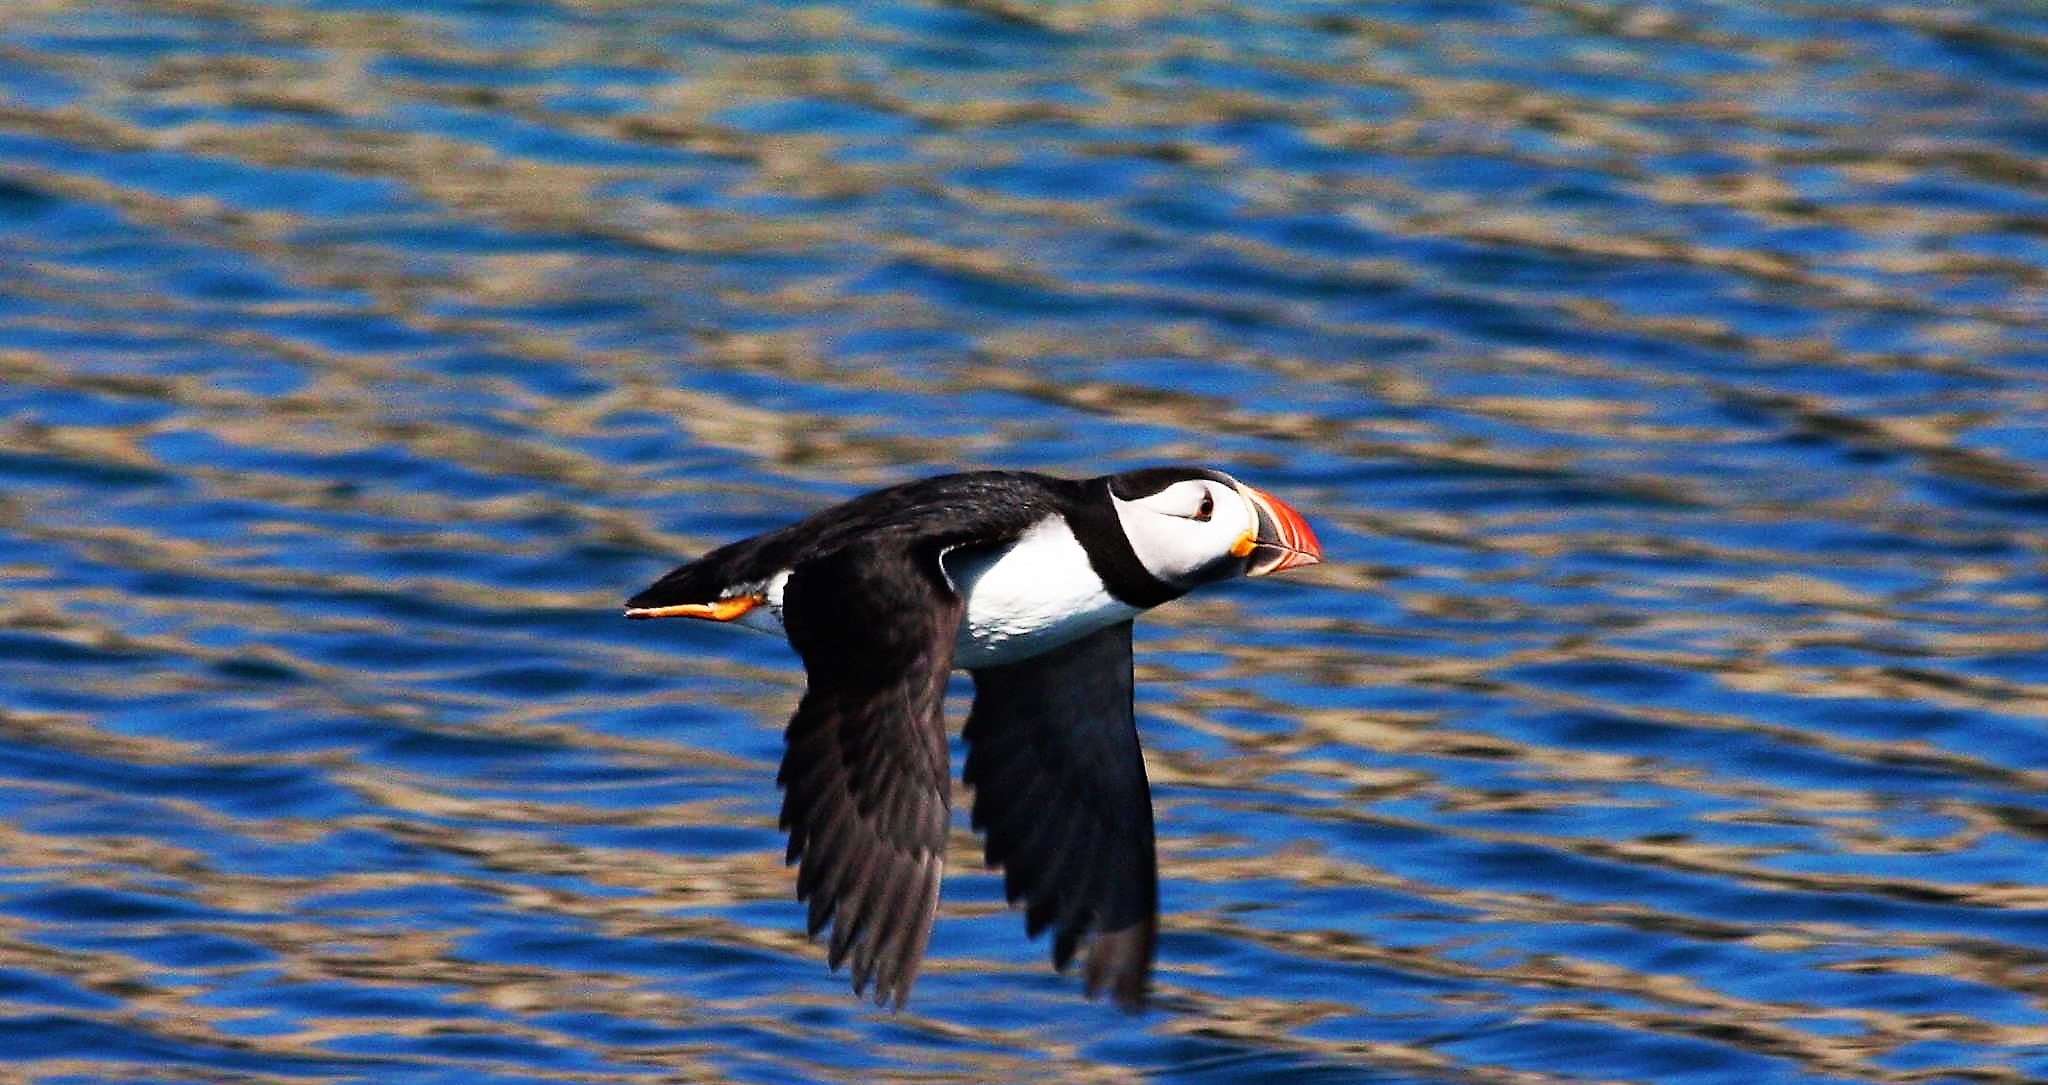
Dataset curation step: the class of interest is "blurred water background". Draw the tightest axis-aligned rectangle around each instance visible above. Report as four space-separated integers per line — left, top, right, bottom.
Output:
2 1 2046 1082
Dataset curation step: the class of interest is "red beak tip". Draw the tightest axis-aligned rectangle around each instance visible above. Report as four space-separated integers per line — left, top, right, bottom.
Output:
1243 482 1325 576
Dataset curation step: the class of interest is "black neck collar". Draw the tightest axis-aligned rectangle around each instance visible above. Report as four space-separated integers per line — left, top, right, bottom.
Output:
1067 478 1184 610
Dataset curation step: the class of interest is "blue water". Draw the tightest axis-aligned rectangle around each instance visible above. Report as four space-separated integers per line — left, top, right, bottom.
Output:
1 1 2045 1082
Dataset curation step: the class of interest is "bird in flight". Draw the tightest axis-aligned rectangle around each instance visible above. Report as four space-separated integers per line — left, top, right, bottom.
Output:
626 467 1322 1009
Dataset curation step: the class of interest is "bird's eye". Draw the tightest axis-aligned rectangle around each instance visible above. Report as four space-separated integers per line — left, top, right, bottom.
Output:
1193 492 1214 522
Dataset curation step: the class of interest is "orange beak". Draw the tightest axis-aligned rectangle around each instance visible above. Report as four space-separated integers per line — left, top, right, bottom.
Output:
1233 484 1323 577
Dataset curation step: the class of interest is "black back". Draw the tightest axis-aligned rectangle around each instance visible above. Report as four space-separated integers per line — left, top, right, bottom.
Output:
627 472 1066 610
626 469 1190 612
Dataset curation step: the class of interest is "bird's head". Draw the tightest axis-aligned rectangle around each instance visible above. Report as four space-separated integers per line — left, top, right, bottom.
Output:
1103 466 1323 588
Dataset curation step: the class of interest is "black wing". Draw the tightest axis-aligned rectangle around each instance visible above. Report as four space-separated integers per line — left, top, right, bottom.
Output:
774 538 958 1009
963 621 1159 1009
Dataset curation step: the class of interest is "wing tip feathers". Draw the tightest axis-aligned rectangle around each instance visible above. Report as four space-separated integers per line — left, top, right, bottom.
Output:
1081 923 1155 1012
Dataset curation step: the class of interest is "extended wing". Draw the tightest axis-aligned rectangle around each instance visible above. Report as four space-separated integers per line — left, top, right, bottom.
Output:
963 620 1159 1008
775 539 958 1008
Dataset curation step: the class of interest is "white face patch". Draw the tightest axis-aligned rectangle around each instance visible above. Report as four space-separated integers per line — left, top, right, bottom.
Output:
1110 478 1257 586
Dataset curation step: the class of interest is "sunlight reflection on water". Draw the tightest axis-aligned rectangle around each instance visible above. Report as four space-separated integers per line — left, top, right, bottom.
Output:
0 1 2045 1082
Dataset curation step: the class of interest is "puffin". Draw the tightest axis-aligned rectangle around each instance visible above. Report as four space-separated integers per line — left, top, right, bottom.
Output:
624 467 1322 1009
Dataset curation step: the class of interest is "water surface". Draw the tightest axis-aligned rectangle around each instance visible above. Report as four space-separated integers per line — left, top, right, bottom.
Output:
1 1 2045 1082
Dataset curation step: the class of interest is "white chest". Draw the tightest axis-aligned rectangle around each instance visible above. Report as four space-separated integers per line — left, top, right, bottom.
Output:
735 517 1137 669
944 516 1137 668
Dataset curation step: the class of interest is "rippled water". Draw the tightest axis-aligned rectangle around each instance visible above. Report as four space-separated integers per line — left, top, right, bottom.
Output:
3 1 2046 1081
